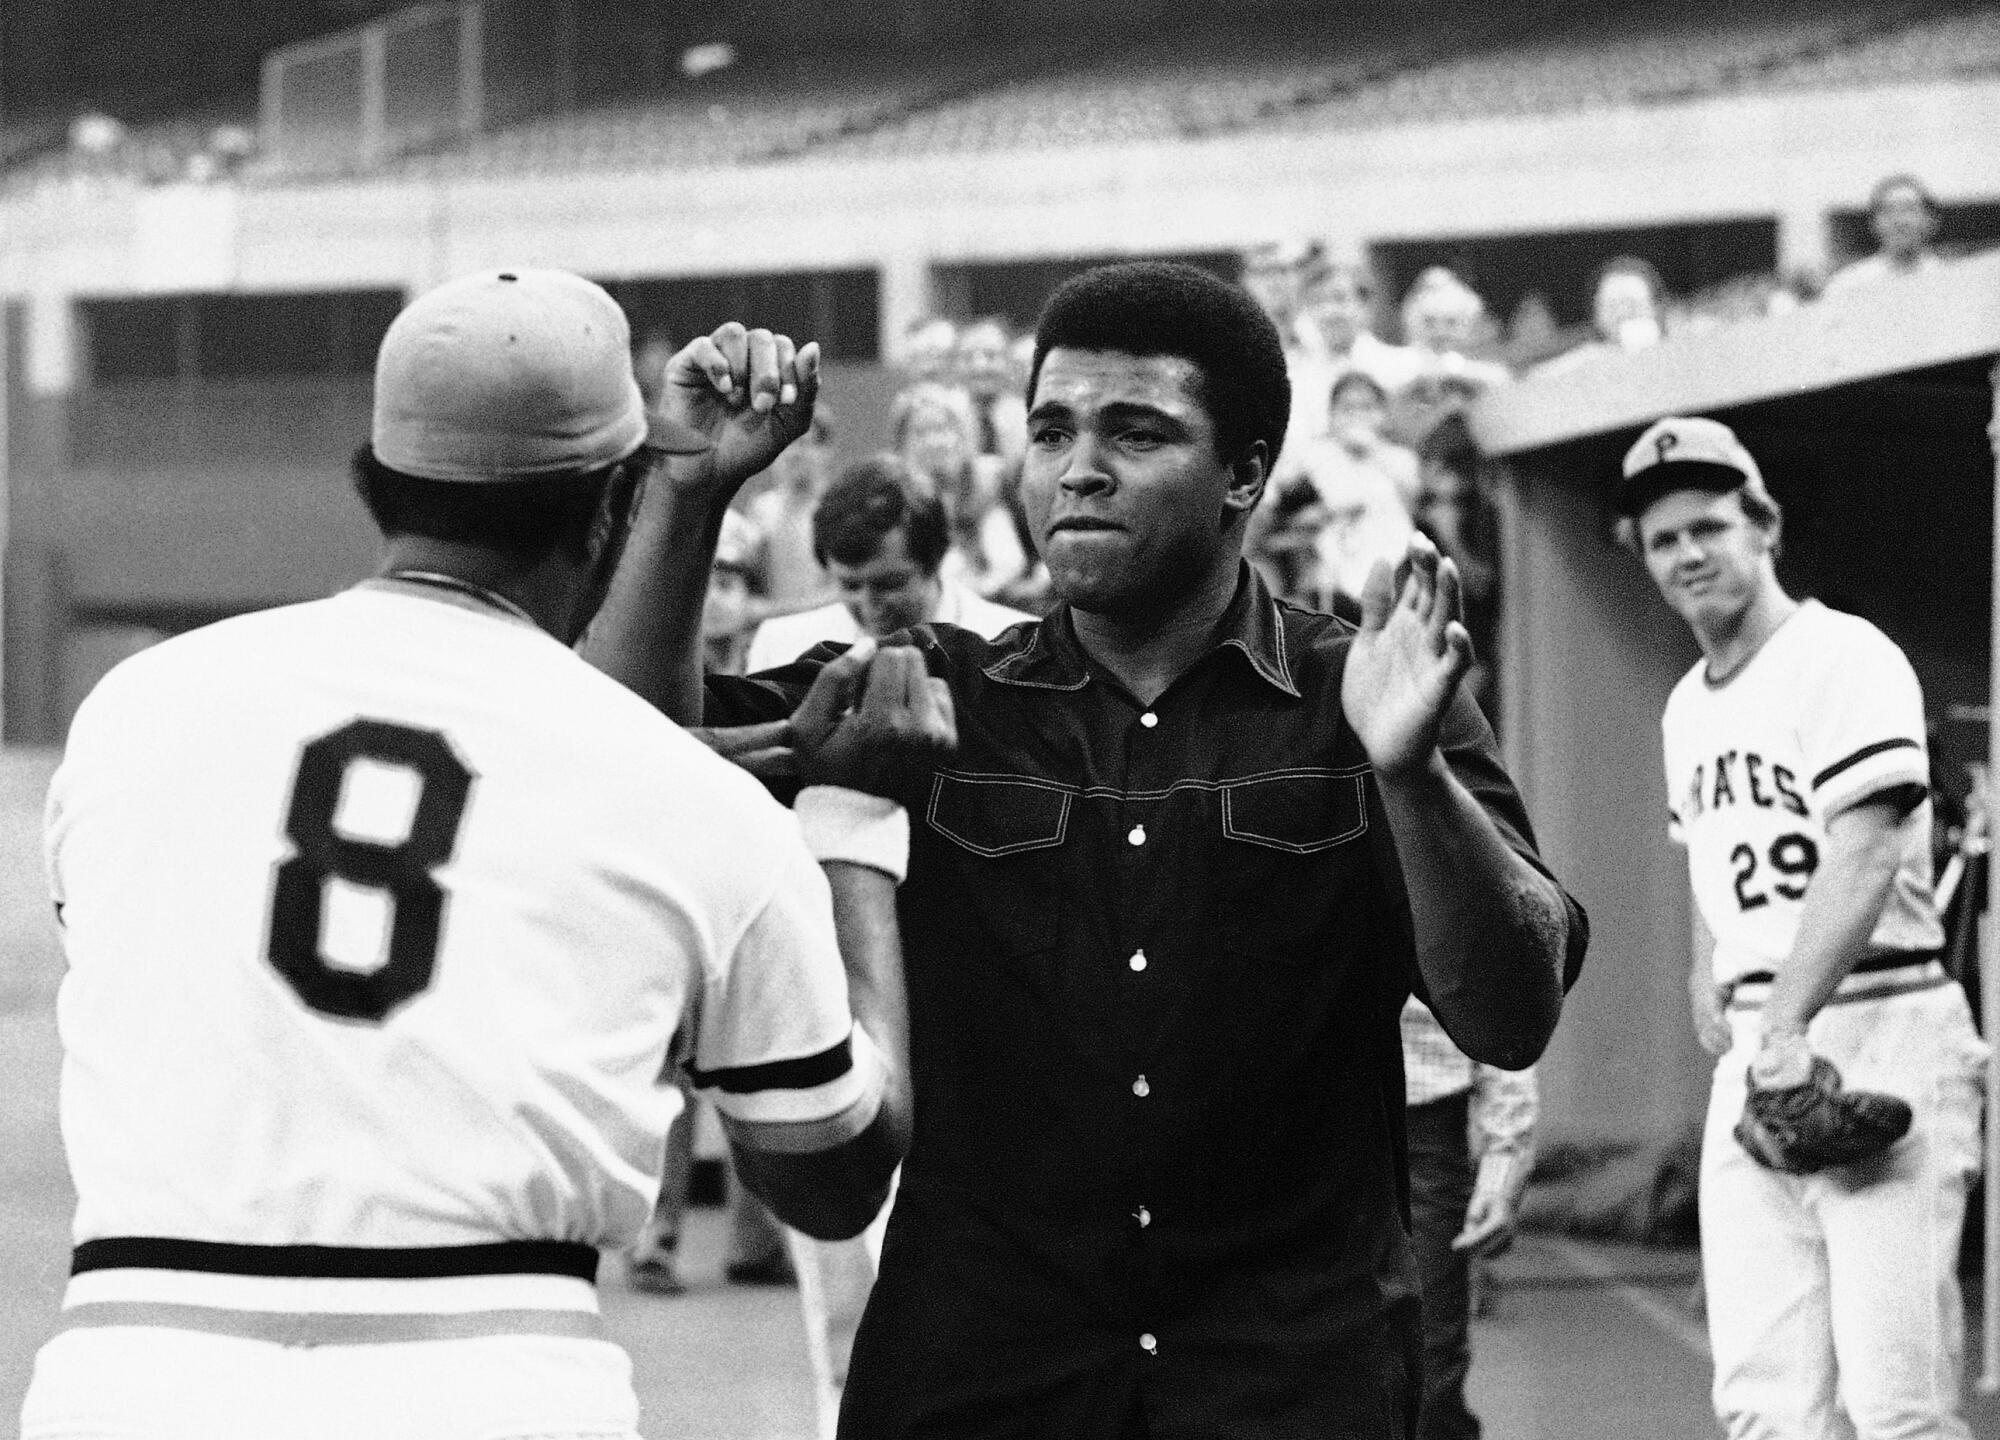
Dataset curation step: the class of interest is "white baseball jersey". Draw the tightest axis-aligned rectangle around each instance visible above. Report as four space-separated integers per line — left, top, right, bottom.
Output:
1661 599 1943 985
45 580 874 1315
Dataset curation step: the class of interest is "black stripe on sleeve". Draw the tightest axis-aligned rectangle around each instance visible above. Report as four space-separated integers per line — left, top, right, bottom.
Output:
71 1237 598 1280
689 1035 853 1095
1812 737 1920 791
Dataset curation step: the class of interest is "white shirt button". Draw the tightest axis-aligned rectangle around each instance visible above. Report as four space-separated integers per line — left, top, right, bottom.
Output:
1129 949 1147 972
1127 824 1146 847
1140 1332 1158 1354
1132 1074 1150 1098
1136 1206 1151 1227
1139 711 1159 729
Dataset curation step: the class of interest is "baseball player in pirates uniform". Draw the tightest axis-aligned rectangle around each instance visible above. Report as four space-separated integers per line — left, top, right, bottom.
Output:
1619 416 1986 1440
21 269 943 1440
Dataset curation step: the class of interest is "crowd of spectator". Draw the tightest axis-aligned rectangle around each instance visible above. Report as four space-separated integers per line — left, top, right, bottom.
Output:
645 170 1965 723
1230 169 1965 724
651 310 1055 687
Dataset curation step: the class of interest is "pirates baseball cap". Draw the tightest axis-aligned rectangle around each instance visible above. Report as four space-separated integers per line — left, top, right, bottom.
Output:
1615 415 1766 518
372 268 710 484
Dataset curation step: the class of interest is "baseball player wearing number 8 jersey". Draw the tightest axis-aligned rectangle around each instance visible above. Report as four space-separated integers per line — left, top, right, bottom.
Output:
21 269 927 1440
1620 415 1986 1440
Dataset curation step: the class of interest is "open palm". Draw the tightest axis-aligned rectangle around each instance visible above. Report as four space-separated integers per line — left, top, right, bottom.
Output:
1341 534 1474 781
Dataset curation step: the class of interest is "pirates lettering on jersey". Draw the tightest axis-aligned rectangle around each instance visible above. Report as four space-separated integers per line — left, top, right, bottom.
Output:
1678 750 1810 825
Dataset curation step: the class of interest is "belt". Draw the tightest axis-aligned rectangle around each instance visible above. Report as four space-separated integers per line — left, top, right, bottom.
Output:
1725 953 1947 1011
1729 952 1938 988
61 1238 603 1346
71 1237 599 1280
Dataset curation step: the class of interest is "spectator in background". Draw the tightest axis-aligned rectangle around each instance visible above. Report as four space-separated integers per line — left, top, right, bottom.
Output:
957 315 1028 467
1533 256 1668 376
891 381 1032 599
1415 414 1499 720
700 509 763 675
1402 996 1538 1440
1825 173 1945 296
746 455 1033 671
1258 372 1418 618
1401 267 1511 387
1238 237 1323 348
740 406 841 612
1392 268 1511 444
1289 259 1424 456
896 315 961 384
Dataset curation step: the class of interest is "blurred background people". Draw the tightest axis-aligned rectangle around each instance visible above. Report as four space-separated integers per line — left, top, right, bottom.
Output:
1533 255 1668 376
956 314 1027 467
1414 413 1500 720
890 380 1033 600
895 314 962 384
1825 172 1945 295
1403 996 1539 1440
739 406 842 615
1238 236 1323 348
1289 258 1424 456
745 455 1033 671
1258 371 1418 615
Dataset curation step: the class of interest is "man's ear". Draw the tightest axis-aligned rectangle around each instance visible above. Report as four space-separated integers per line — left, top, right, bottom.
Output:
1223 441 1269 518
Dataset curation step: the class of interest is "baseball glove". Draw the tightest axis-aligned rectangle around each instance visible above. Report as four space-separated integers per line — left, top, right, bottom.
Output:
1734 1056 1912 1174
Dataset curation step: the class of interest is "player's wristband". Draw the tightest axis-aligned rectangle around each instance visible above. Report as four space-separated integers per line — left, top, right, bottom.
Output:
795 786 909 884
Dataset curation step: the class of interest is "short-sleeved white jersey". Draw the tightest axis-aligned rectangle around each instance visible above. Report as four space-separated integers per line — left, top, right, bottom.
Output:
45 582 873 1273
1661 599 1942 984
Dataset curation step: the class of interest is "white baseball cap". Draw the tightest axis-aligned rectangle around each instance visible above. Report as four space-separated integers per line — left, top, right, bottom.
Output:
1616 415 1766 518
372 268 709 483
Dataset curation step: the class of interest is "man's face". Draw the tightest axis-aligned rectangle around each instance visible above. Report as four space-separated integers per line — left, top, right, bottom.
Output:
1023 347 1255 616
1593 272 1660 346
1635 487 1774 630
1872 182 1936 261
901 404 971 481
957 322 1013 398
1409 291 1474 354
1303 273 1369 352
901 321 959 382
1240 262 1297 327
830 526 942 637
1327 383 1385 446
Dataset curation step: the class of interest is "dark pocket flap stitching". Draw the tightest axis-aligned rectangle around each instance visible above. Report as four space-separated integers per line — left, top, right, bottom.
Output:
927 772 1074 858
1221 770 1368 854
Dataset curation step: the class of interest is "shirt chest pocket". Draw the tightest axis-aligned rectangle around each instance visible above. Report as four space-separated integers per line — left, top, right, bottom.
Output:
1221 768 1370 853
1215 768 1376 964
923 772 1072 957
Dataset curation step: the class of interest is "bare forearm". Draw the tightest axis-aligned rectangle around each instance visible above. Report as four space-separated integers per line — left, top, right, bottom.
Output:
580 470 727 723
1761 810 1905 1034
1379 754 1567 1068
824 860 913 1158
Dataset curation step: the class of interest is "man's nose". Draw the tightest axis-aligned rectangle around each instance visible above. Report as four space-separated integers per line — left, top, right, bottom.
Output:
1060 433 1113 493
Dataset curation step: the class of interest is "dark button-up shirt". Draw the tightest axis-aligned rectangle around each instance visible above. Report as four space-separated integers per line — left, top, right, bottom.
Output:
705 566 1588 1440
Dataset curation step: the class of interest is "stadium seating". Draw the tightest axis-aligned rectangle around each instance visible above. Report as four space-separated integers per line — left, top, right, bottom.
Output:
1758 5 2000 91
1262 0 1952 133
2 0 1994 187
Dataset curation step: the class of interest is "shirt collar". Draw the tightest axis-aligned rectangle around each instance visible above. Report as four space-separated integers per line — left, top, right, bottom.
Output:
983 563 1301 700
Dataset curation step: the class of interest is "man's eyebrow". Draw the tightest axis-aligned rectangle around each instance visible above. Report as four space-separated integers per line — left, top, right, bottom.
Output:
1026 399 1073 423
1097 401 1185 428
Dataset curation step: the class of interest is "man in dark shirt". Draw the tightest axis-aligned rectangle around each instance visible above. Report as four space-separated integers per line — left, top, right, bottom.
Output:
591 262 1587 1439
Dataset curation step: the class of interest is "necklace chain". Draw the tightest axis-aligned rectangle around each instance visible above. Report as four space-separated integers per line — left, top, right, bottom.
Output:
383 570 537 626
